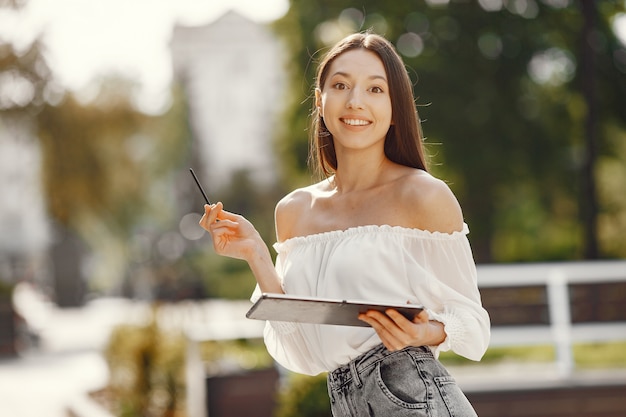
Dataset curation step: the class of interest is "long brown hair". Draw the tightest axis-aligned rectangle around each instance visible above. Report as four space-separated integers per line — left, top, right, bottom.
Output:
310 32 428 177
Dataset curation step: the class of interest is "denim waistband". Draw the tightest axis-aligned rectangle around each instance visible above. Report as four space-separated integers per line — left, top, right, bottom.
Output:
327 344 432 390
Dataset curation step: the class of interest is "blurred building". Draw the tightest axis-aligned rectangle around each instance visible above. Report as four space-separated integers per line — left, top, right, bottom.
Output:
170 10 285 192
0 119 50 285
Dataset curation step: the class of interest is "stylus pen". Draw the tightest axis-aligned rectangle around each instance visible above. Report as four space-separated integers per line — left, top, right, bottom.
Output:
189 168 211 205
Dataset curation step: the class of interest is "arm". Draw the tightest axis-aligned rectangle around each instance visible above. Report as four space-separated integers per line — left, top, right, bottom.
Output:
359 175 490 359
416 231 491 361
201 199 326 374
359 237 489 360
259 192 329 375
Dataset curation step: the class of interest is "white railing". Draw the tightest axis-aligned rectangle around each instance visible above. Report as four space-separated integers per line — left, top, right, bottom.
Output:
477 260 626 376
184 260 626 416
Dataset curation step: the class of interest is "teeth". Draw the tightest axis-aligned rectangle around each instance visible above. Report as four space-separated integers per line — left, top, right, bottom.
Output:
343 119 370 126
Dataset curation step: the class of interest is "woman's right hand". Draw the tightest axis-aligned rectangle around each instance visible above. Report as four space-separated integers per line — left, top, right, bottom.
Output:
199 202 264 262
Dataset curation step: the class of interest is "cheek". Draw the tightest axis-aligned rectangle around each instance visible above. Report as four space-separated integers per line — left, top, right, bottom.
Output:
380 103 393 125
319 96 327 119
320 97 337 120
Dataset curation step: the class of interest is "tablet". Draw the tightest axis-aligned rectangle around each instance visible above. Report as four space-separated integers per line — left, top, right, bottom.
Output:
246 293 424 327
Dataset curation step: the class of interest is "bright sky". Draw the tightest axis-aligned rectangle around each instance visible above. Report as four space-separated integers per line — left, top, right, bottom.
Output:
0 0 288 113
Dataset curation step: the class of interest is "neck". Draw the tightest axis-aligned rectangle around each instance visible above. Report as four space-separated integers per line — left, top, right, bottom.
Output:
332 155 391 193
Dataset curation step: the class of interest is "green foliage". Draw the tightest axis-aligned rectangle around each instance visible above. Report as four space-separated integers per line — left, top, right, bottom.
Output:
103 305 275 417
596 125 626 258
0 280 13 298
37 92 144 229
272 0 626 262
188 251 257 299
104 310 187 417
274 373 331 417
199 338 274 374
439 345 555 366
574 341 626 369
439 341 626 368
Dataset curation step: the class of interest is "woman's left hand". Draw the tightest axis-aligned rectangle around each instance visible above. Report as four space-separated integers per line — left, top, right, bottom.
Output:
358 309 446 351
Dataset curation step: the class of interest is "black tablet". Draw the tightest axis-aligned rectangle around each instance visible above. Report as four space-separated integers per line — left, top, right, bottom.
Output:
246 293 424 327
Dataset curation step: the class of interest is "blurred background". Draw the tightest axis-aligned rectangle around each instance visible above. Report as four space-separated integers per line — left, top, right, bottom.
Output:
0 0 625 416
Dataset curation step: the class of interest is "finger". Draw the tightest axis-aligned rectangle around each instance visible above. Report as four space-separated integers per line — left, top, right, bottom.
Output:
359 314 397 350
365 310 397 326
213 202 245 222
361 312 408 350
364 310 407 338
359 312 390 333
383 309 419 335
385 309 428 337
375 310 425 348
209 220 239 237
199 205 213 230
358 313 378 326
207 202 222 224
381 311 412 338
200 203 217 225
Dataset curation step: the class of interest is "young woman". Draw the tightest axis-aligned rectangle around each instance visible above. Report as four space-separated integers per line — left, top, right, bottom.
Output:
199 32 490 417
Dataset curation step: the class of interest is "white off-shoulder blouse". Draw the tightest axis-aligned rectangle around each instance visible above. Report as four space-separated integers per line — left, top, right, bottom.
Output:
250 224 491 376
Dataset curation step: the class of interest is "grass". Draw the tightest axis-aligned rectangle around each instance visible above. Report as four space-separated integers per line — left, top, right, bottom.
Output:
573 341 626 369
439 341 626 368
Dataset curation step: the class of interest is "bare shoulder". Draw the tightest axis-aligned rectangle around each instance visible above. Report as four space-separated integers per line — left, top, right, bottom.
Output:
275 182 326 242
275 187 310 218
397 170 464 234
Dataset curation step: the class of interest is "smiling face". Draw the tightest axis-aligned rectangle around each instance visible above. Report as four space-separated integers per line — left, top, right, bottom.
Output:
317 48 393 156
310 33 428 177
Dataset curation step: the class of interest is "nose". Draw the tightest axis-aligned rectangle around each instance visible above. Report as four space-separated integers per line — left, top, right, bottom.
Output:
346 89 364 110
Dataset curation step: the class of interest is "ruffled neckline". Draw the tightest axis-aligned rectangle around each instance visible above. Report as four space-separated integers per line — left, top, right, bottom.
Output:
274 223 469 251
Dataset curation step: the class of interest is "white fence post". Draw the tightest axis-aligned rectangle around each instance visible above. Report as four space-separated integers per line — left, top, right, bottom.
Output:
546 269 573 377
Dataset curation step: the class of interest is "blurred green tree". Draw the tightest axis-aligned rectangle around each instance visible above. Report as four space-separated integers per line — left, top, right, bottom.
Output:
275 373 331 417
38 83 144 232
272 0 626 262
37 79 191 297
0 0 56 301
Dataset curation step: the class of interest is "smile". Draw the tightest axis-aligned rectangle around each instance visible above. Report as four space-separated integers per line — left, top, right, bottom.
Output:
341 118 371 126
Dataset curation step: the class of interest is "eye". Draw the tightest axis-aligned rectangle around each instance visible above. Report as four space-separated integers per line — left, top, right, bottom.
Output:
332 82 347 90
369 86 384 93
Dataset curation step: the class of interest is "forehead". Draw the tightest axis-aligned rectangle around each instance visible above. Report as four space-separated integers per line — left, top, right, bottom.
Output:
326 48 387 80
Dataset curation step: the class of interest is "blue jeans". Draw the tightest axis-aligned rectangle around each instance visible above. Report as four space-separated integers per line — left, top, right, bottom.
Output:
327 344 477 417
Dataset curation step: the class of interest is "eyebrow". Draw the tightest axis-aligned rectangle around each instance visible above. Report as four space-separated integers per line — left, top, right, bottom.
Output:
330 71 388 83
